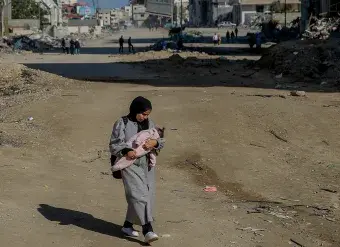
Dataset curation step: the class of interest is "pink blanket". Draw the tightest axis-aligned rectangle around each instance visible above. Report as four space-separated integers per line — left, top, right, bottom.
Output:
111 128 160 172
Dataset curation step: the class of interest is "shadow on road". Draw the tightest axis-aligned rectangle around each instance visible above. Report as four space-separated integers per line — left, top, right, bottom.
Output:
43 44 257 56
37 204 147 245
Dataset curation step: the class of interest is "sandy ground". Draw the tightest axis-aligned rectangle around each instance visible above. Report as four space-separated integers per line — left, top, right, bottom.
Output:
0 29 339 247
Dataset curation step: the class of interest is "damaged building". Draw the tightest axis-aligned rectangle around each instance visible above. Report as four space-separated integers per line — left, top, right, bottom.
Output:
188 0 301 26
189 0 233 26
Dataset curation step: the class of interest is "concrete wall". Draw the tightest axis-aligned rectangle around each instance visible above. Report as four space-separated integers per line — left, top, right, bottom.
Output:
273 12 301 24
8 19 40 30
68 26 89 33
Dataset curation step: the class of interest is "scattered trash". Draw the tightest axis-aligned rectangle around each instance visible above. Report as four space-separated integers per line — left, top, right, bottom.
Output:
232 205 238 209
293 52 298 55
161 234 171 238
302 16 340 40
325 217 336 222
250 143 266 148
27 117 34 121
170 128 178 131
247 94 286 99
203 186 217 192
269 211 292 219
237 227 265 232
320 188 337 193
290 91 306 97
269 129 288 143
100 172 110 176
289 238 305 247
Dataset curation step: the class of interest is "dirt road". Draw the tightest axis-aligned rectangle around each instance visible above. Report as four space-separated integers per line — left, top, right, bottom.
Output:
1 29 339 247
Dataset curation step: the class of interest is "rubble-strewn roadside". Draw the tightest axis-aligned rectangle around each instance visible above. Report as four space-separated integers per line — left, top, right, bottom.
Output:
255 39 340 85
0 63 75 121
303 17 340 40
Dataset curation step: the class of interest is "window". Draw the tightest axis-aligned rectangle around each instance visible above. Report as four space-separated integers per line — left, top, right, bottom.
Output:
141 14 145 17
256 5 264 12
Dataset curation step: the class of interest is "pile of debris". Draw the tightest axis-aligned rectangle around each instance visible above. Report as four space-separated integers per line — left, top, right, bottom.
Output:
0 63 70 111
3 33 60 52
303 17 340 40
256 39 340 85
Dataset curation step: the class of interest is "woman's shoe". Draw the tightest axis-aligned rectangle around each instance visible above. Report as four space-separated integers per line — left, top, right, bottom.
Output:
144 232 159 244
121 227 139 237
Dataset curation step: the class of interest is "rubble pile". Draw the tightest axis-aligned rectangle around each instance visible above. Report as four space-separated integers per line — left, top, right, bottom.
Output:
0 42 12 54
3 33 60 52
303 17 340 40
0 63 70 111
256 39 340 84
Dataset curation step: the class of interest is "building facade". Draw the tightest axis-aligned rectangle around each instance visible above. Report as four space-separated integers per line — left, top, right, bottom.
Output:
132 4 149 27
97 7 133 27
231 0 300 25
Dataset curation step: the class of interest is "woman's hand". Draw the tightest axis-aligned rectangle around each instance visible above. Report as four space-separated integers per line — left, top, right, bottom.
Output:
126 150 137 160
143 139 158 151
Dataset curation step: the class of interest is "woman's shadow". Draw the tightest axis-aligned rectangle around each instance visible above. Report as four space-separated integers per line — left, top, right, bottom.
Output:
37 204 147 245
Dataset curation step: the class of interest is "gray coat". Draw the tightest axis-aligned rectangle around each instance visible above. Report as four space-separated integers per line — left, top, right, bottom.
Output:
109 117 165 225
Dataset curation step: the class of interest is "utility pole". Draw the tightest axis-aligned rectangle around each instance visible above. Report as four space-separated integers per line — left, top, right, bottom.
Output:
131 1 135 27
284 0 287 27
170 0 173 25
180 0 183 28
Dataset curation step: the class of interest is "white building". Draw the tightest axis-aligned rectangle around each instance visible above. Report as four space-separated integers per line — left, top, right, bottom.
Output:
125 5 132 18
97 8 132 27
97 9 111 26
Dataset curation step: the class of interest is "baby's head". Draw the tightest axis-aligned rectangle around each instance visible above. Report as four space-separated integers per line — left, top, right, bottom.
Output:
155 126 165 138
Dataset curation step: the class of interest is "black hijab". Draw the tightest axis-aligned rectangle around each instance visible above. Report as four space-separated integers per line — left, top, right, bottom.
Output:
127 96 152 132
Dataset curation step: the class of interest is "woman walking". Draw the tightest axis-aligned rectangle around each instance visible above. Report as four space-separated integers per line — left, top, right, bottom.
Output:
109 96 165 244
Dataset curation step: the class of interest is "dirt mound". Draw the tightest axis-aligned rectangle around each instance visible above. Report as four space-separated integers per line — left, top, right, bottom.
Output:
168 54 185 63
0 63 73 119
0 63 54 96
256 39 340 84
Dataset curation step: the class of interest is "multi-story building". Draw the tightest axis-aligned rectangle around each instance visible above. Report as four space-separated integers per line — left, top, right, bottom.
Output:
125 5 133 18
97 8 132 27
97 9 111 26
132 4 149 27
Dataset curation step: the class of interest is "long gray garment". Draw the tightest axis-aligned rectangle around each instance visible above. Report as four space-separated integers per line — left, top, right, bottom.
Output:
109 117 164 225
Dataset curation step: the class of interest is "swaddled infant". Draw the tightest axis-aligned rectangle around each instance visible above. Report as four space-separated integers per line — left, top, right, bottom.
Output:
111 127 165 172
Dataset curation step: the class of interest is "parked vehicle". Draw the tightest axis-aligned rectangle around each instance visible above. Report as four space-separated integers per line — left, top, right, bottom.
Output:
217 21 236 28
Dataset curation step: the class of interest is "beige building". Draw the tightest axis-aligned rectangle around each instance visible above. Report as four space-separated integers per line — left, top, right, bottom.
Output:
98 9 111 26
132 4 149 27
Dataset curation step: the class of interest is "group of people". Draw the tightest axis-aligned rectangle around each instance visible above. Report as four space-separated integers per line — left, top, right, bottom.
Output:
118 36 135 53
148 24 159 31
61 37 81 55
213 27 239 45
